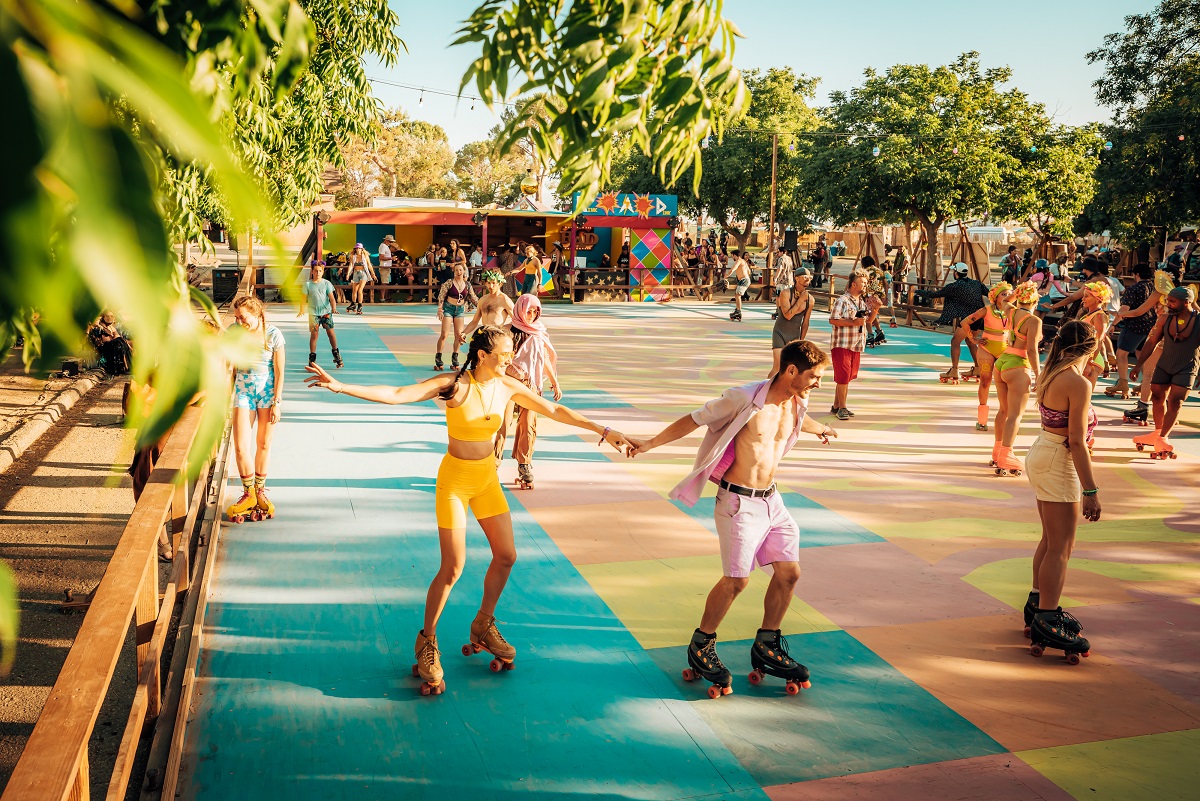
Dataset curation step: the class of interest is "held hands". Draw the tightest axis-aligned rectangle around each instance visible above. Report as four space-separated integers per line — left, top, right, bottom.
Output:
600 429 632 454
1082 495 1101 522
624 436 652 458
304 363 343 394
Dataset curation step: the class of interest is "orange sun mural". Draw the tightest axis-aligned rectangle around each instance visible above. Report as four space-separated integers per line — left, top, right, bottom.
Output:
635 194 652 218
597 192 618 214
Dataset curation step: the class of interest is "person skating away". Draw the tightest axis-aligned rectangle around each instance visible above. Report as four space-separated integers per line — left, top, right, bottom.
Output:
1022 321 1102 664
726 251 752 321
625 341 837 697
506 294 561 489
828 268 882 420
346 243 377 315
304 326 631 695
991 282 1042 475
434 263 478 372
768 267 815 378
929 263 989 383
299 260 342 369
226 296 285 523
860 256 890 346
959 282 1014 431
1118 267 1172 423
770 250 794 320
1132 286 1200 458
1107 263 1157 400
459 270 514 345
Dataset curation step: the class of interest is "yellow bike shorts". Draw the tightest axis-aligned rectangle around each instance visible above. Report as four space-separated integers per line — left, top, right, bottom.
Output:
435 453 509 529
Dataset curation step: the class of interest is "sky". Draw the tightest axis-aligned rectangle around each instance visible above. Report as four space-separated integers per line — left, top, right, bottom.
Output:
370 0 1156 151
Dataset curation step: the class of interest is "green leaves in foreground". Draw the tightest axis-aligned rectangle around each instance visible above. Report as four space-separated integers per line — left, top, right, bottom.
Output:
0 560 14 676
455 0 747 207
1 0 270 453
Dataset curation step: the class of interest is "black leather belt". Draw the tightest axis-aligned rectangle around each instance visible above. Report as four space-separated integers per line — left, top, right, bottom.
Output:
718 479 775 498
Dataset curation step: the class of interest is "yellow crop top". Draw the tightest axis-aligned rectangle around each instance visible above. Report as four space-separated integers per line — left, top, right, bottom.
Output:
444 372 507 441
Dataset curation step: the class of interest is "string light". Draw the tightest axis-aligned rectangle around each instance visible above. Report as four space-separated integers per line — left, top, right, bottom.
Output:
1104 141 1113 150
871 146 881 157
418 91 424 106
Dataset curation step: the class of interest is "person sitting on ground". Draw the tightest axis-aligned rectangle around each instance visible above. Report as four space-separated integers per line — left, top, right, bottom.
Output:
88 310 133 376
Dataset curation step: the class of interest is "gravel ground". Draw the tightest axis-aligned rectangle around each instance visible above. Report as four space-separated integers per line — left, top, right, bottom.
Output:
0 378 144 798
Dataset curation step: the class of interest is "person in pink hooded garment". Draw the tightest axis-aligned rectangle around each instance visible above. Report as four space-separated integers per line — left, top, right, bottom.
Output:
506 294 561 488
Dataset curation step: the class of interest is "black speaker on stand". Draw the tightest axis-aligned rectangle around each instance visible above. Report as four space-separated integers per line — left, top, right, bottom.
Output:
784 229 798 251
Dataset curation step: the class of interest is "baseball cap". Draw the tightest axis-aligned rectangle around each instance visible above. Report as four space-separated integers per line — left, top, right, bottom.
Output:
794 266 811 278
1167 286 1195 303
953 262 969 274
384 234 396 242
355 242 364 249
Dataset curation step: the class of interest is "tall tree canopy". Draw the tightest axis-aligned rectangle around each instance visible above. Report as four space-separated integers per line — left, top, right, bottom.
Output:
614 67 819 251
802 53 1089 279
1078 0 1199 245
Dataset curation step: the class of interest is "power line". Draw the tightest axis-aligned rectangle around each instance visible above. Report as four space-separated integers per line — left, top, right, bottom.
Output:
366 75 517 109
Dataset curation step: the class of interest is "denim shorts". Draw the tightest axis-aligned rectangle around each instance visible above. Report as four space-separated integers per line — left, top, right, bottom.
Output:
443 302 466 319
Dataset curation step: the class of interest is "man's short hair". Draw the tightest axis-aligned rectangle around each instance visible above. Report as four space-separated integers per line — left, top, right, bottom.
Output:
1008 245 1017 252
861 256 876 268
779 340 830 375
1134 262 1155 280
1081 256 1106 275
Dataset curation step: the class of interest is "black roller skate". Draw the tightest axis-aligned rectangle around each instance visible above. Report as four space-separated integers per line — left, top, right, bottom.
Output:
1029 608 1090 665
332 348 343 369
748 628 810 695
1123 402 1149 426
866 332 878 348
682 630 732 699
308 351 317 367
434 352 444 371
729 310 742 322
874 333 887 346
1021 591 1081 639
451 352 461 370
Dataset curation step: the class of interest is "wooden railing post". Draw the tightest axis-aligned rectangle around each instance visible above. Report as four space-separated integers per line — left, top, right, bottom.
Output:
67 751 88 801
135 559 159 680
170 458 188 542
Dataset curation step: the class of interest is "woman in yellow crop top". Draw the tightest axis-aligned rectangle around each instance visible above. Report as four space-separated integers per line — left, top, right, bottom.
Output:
991 281 1043 474
304 326 630 696
959 282 1014 431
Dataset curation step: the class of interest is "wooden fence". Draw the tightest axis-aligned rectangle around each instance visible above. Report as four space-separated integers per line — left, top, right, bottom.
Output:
0 268 250 801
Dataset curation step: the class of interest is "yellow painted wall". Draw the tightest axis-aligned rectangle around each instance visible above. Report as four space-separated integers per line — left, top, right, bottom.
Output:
397 226 433 258
323 224 356 256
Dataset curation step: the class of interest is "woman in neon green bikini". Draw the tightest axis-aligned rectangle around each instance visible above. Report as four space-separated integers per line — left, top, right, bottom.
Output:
991 281 1043 475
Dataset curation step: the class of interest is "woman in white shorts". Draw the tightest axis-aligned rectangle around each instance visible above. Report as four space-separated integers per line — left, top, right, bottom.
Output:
347 243 376 315
1021 320 1102 660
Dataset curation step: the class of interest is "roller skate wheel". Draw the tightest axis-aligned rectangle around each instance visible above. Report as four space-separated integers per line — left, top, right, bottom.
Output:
231 515 244 524
681 668 696 683
411 664 419 677
785 681 801 695
707 685 723 700
1029 644 1044 658
503 660 515 671
720 685 732 695
1022 626 1032 639
1135 444 1145 451
1066 653 1081 666
420 681 444 696
490 658 504 672
748 669 763 686
461 644 474 657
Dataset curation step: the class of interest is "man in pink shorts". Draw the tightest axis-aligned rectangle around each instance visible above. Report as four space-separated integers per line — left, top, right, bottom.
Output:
628 340 835 694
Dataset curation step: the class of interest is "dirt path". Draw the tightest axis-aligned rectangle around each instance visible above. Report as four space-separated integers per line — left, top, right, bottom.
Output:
0 379 141 798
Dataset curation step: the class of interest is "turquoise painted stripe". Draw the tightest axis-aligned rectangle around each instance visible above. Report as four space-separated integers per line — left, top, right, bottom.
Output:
185 318 767 801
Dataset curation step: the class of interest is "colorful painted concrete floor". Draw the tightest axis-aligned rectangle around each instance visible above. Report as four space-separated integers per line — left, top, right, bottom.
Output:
178 303 1200 801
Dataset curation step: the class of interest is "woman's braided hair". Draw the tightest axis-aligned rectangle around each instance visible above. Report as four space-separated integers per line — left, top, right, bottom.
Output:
437 325 511 401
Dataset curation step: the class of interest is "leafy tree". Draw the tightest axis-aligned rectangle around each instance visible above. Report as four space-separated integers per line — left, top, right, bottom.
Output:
456 0 747 208
613 67 819 251
803 53 1047 280
455 138 527 208
1078 0 1199 245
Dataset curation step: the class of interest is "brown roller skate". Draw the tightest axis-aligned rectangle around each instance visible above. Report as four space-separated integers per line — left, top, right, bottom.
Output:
411 630 445 695
462 611 516 672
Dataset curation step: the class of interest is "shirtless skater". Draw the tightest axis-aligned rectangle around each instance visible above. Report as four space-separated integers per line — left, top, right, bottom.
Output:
460 269 514 344
627 340 836 697
1133 286 1200 458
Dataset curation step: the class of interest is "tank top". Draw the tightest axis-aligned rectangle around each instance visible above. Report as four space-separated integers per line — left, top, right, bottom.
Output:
1159 310 1200 375
444 372 507 442
772 290 811 341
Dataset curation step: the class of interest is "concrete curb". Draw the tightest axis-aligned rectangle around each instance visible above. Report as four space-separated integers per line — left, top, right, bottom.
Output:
0 369 108 474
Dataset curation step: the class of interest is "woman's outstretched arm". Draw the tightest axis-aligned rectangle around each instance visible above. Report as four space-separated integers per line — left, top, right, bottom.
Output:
304 364 455 405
